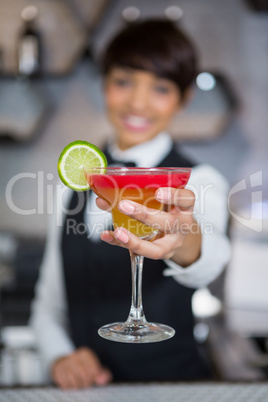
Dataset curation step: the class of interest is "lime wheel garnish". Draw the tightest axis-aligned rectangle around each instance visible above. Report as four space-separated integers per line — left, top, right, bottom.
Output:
57 140 107 191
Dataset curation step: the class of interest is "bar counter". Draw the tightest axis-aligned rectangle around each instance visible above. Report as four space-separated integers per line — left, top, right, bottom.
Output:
1 382 268 402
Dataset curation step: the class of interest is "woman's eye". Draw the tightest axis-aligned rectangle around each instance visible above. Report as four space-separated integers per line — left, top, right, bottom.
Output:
154 85 170 94
114 78 131 87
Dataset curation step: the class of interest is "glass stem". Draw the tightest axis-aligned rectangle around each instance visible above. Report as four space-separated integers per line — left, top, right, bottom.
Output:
127 251 147 325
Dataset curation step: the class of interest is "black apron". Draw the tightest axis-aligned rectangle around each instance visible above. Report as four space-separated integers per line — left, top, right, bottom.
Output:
61 144 211 381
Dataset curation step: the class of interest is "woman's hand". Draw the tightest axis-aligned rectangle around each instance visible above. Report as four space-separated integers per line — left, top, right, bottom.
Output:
51 347 112 389
97 188 201 267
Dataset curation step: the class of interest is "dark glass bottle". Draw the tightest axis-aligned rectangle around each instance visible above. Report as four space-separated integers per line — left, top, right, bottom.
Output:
17 6 41 77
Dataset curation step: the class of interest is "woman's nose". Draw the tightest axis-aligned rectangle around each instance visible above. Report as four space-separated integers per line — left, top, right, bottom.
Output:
128 84 149 111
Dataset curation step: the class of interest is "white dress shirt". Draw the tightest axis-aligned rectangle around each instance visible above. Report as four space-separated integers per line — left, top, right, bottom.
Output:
30 132 231 379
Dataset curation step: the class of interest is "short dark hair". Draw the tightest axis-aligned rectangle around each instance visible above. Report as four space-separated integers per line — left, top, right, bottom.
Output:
101 19 198 96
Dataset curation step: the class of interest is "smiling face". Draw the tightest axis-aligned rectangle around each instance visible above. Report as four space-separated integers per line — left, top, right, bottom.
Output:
104 68 183 150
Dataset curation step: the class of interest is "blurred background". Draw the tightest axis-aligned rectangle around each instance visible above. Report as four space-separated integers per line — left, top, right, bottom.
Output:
0 0 267 386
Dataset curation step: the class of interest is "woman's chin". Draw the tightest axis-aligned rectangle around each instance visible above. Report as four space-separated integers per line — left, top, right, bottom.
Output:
117 128 159 149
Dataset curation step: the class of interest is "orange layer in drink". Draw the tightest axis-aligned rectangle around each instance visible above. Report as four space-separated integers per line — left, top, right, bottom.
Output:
104 187 163 239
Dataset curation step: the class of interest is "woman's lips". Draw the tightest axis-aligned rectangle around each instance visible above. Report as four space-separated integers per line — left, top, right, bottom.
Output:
122 115 152 132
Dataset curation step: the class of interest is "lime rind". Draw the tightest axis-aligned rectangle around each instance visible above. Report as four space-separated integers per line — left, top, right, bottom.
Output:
57 140 107 191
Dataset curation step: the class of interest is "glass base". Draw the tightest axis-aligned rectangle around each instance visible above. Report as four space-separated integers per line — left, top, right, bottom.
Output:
98 321 175 343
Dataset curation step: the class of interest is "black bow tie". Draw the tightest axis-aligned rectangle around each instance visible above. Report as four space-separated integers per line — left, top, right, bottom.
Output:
108 160 136 167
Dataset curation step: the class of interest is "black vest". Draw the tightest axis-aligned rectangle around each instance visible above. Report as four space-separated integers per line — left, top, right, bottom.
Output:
61 145 211 381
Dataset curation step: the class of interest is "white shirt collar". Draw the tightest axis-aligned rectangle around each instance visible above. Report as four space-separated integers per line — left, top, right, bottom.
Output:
107 132 173 167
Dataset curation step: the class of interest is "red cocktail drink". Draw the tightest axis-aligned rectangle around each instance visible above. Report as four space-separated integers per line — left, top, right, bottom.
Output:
88 168 191 239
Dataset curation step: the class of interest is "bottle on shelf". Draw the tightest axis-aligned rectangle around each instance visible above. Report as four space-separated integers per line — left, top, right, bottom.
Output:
17 5 41 77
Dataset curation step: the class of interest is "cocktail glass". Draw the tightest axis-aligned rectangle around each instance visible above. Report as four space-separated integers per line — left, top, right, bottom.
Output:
85 167 191 343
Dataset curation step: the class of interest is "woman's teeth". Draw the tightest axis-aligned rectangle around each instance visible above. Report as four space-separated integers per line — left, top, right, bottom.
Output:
125 116 150 129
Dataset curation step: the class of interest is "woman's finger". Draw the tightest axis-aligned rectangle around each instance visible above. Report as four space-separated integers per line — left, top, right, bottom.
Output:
68 370 82 389
117 200 193 234
72 362 92 388
155 188 195 210
101 227 183 260
96 196 112 212
78 348 105 386
60 369 79 389
52 355 90 389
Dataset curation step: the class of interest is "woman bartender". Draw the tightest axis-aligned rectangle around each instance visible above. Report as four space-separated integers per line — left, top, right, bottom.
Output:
30 19 230 389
